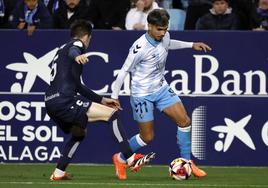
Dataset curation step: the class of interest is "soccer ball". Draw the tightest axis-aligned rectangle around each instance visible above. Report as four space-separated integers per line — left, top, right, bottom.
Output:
169 158 192 180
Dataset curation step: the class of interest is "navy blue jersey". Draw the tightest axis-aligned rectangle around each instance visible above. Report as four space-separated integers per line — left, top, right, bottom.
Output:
45 39 102 103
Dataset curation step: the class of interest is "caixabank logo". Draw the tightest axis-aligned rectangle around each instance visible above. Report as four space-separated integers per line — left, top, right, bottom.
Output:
191 105 268 165
5 48 58 93
211 114 268 152
0 48 64 162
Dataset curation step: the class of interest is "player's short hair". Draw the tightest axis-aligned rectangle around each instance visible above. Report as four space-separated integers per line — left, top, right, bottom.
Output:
70 20 93 38
147 9 170 27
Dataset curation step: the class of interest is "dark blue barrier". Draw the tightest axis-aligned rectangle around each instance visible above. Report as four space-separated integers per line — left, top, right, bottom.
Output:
0 30 268 166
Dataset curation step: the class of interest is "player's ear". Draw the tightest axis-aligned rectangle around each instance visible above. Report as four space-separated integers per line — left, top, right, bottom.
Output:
148 24 152 31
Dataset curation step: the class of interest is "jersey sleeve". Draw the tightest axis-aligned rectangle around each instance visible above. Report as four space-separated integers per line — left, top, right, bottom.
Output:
68 40 85 60
121 43 143 72
165 32 193 50
70 40 102 103
77 84 103 103
111 42 143 99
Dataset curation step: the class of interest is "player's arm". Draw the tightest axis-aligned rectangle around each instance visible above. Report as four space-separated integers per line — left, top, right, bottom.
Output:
111 44 142 99
169 40 212 52
68 42 102 103
69 41 89 64
111 69 128 99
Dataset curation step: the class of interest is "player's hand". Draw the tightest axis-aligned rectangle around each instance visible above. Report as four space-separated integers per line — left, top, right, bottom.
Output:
27 25 36 36
75 54 89 64
17 22 26 30
192 42 212 52
101 97 122 110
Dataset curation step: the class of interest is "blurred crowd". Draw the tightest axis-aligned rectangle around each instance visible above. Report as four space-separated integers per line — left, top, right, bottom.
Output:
0 0 267 35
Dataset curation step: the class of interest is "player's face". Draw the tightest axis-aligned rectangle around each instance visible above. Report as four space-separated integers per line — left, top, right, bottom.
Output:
148 24 168 41
213 0 229 15
24 0 38 10
83 34 91 49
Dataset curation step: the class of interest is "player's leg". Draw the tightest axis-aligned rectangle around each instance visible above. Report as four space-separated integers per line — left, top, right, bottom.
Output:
86 102 133 159
86 102 155 179
55 125 86 177
126 95 155 153
154 86 191 159
156 86 206 178
51 124 86 180
163 102 191 160
110 96 156 178
163 102 207 177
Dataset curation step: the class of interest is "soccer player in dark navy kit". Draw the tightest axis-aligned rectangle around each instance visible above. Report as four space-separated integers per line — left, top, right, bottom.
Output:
45 20 155 181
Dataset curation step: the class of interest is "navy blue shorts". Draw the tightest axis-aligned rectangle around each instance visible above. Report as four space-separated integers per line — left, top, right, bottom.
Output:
45 94 92 134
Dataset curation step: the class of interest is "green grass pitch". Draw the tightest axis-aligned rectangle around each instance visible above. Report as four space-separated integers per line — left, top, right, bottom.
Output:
0 164 267 188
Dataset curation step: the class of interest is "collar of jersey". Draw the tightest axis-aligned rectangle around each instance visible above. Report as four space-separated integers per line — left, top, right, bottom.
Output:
145 33 160 47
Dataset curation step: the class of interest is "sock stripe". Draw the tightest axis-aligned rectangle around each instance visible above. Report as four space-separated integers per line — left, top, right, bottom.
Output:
112 119 123 142
67 141 80 158
177 125 191 132
136 134 147 146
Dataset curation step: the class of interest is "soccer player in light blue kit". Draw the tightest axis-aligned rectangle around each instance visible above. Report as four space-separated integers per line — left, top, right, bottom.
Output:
111 9 211 179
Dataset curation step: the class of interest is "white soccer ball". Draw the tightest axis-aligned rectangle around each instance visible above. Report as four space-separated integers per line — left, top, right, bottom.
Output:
169 157 192 180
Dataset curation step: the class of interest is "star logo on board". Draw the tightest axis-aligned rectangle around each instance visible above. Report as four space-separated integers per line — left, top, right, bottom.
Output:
5 48 58 93
211 114 256 152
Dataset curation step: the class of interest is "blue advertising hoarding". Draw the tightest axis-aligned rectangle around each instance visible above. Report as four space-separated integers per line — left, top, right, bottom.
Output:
0 30 267 166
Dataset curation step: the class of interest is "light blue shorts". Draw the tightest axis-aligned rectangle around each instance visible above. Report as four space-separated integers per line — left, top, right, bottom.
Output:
130 85 181 123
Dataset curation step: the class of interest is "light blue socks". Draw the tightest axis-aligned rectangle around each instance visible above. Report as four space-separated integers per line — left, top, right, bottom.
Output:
177 126 191 160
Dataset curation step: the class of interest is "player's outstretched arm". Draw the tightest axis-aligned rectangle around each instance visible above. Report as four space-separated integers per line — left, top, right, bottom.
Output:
192 42 212 52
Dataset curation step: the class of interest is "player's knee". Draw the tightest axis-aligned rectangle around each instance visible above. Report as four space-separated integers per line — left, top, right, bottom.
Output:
71 126 86 138
178 116 191 127
140 132 154 144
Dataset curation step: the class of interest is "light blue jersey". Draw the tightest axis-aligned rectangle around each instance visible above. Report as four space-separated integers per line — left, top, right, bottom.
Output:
121 32 170 97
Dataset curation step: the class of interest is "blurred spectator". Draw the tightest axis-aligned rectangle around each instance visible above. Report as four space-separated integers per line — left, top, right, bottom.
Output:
42 0 49 6
88 0 130 30
53 0 89 29
9 0 52 35
162 0 183 9
0 0 18 28
46 0 64 14
184 0 212 30
161 0 173 9
229 0 255 30
125 0 159 30
250 0 268 30
172 0 183 9
196 0 240 30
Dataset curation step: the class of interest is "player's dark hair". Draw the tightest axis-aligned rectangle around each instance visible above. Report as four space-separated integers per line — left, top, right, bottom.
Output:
70 20 93 38
147 9 170 27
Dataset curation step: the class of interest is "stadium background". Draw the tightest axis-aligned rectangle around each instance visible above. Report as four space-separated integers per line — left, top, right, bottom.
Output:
0 30 267 167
